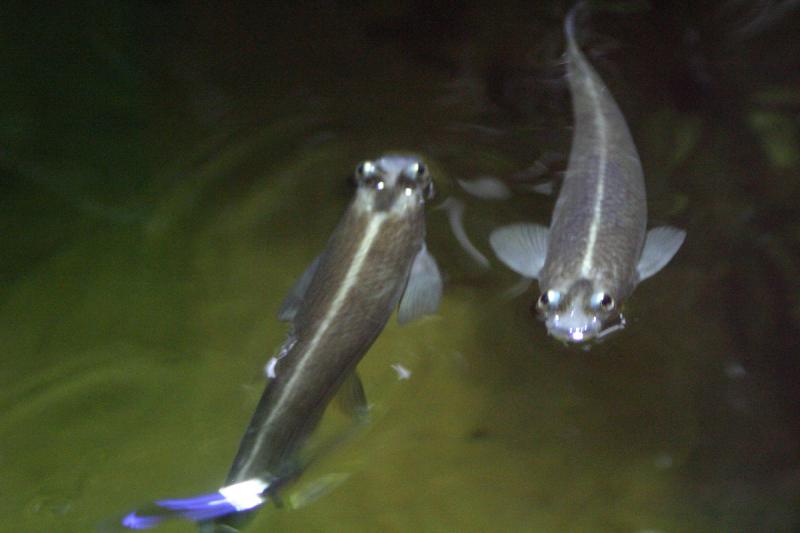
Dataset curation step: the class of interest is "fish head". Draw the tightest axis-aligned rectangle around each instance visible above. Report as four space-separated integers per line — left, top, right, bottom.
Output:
354 155 433 213
534 279 625 343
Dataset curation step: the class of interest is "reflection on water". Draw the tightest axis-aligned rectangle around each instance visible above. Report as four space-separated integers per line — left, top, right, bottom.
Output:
1 1 799 531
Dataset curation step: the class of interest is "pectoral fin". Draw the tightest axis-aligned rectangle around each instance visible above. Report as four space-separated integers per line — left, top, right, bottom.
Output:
637 226 686 281
287 473 351 510
335 372 369 420
439 197 489 268
397 244 443 324
489 223 549 279
278 255 322 322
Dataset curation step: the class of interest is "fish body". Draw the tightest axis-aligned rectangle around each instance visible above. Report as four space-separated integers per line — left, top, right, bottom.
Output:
490 4 686 343
226 155 439 485
204 155 442 531
121 156 442 531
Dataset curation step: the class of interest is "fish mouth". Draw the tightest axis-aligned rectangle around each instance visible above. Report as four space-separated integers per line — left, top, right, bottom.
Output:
547 323 600 343
545 313 600 343
545 311 625 344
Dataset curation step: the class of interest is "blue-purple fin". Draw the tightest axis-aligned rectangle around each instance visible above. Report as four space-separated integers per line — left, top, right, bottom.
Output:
121 479 270 530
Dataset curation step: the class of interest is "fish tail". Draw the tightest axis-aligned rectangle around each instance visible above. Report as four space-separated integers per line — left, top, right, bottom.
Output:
565 1 588 46
120 479 271 530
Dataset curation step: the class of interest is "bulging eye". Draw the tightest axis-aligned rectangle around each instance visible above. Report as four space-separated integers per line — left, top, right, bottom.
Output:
590 292 615 311
356 160 376 179
537 289 561 310
356 161 386 190
405 161 433 199
405 161 429 180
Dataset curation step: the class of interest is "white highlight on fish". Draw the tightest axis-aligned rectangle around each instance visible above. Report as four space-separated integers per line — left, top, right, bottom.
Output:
265 357 279 379
218 479 270 512
264 337 295 378
489 3 686 343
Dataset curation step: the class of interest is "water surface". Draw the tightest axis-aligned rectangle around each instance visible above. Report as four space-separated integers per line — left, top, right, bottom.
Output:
2 2 799 531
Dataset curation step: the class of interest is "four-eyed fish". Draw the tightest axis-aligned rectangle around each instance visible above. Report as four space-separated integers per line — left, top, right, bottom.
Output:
121 155 442 531
490 5 686 343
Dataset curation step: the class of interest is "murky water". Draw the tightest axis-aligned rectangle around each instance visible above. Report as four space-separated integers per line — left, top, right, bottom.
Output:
2 2 799 532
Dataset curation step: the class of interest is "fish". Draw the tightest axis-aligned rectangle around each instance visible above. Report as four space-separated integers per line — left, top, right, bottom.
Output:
489 4 686 343
121 155 442 530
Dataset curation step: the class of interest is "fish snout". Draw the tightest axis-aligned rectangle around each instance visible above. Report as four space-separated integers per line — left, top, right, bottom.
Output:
544 307 626 343
544 306 603 343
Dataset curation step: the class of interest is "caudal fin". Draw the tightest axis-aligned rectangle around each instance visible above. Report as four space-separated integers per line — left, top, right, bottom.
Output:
121 479 270 530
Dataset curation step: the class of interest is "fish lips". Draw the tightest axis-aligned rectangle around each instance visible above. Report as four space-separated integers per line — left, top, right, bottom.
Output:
544 308 625 344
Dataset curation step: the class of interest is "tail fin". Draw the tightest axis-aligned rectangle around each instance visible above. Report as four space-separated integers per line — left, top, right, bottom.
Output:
121 479 270 530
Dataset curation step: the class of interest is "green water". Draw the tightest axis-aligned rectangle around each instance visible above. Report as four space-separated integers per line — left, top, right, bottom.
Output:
2 2 799 532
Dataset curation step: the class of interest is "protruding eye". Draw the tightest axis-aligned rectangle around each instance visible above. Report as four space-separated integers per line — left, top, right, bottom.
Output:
356 160 385 189
590 292 615 311
404 161 429 180
404 161 433 199
537 290 561 310
356 160 376 179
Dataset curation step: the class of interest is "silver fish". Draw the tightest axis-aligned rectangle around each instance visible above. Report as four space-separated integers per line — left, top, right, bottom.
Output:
120 156 442 532
490 5 686 343
209 155 442 529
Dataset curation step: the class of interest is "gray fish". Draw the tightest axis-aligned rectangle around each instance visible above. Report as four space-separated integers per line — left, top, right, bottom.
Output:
490 5 686 343
119 156 441 532
209 155 442 529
